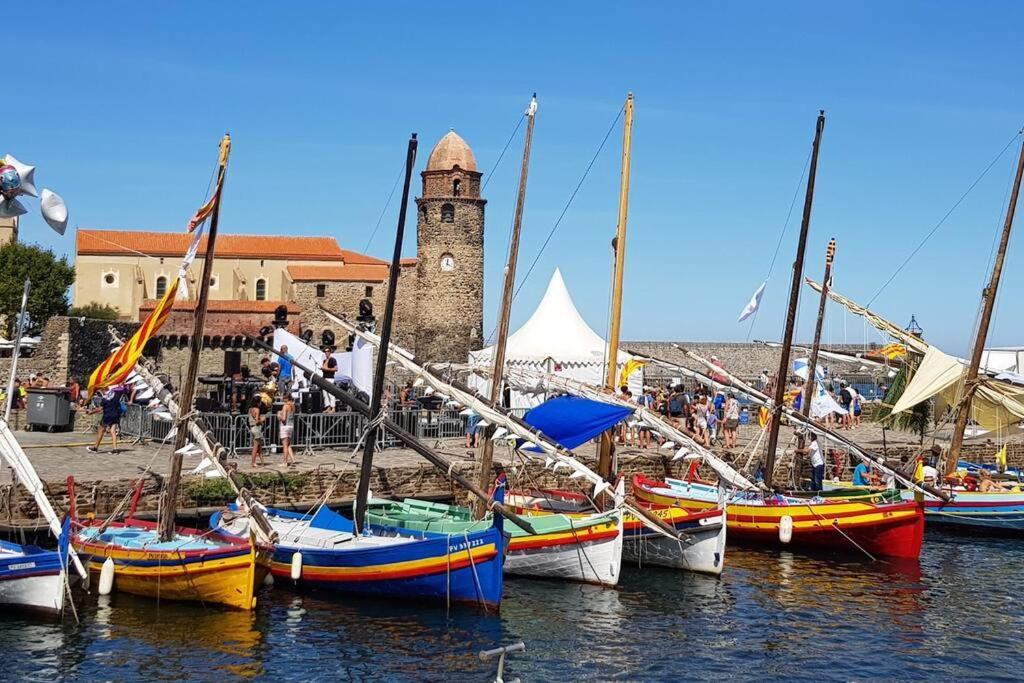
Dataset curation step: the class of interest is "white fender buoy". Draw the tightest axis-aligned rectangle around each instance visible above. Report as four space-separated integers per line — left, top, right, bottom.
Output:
291 552 303 581
263 572 275 587
779 515 794 544
98 557 115 595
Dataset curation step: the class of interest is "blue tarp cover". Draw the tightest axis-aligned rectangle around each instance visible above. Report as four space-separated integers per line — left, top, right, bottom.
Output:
523 395 634 450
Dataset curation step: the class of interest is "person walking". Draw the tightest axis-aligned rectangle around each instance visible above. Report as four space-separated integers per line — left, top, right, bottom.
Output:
723 393 740 449
278 393 296 467
87 385 126 453
248 393 267 467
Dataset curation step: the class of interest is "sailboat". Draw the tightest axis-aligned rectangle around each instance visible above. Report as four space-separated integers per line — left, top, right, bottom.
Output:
209 134 511 610
802 124 1024 533
69 135 271 610
0 277 88 615
628 112 925 560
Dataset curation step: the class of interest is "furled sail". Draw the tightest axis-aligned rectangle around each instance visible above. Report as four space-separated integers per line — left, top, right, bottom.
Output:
805 278 1024 431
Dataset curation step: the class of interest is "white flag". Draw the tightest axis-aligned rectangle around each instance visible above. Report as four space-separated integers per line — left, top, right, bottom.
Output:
737 281 767 322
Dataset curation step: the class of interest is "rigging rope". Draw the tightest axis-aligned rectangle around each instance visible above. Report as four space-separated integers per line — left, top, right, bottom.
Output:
512 103 625 302
745 146 813 341
865 129 1023 307
362 162 405 254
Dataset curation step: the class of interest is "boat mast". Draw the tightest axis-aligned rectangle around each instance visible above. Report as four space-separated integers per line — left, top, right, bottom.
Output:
597 92 634 481
800 237 836 420
763 111 825 489
353 133 418 534
4 278 30 423
158 134 231 542
947 135 1024 468
474 94 538 519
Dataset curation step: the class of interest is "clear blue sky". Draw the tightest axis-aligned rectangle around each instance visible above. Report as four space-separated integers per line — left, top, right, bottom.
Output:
10 2 1024 355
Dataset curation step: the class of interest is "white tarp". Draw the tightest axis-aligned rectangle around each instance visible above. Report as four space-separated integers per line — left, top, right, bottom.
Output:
468 268 642 408
272 328 373 396
891 345 1024 431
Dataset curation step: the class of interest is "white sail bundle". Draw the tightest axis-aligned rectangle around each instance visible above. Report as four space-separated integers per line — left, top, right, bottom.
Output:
494 365 761 492
677 346 941 498
0 419 88 580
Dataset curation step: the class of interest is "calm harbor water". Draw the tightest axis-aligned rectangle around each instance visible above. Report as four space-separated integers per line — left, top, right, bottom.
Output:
3 529 1021 681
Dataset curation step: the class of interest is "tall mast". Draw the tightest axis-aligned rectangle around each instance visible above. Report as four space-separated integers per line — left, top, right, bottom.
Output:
474 94 538 519
4 279 30 423
800 237 836 420
354 133 418 533
948 135 1024 467
159 133 231 541
597 92 634 481
764 111 825 488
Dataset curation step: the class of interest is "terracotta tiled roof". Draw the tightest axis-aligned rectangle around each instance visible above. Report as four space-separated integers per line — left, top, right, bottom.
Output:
286 264 387 282
400 257 418 266
77 229 346 261
340 250 388 266
139 299 300 313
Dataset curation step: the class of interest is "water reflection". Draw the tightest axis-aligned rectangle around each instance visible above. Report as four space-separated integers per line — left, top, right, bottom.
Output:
3 529 1022 681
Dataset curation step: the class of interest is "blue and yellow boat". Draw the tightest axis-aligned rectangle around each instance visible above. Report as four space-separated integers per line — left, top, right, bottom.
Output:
212 489 507 611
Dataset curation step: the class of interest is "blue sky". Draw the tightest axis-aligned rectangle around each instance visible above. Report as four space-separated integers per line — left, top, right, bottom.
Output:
10 2 1024 354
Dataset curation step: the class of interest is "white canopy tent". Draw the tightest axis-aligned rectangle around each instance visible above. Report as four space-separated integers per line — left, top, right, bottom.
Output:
468 268 643 409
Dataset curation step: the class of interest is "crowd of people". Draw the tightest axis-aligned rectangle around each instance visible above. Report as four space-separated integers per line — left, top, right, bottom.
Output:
611 383 744 450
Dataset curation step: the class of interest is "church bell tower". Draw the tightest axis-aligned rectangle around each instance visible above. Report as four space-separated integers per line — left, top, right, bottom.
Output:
414 130 486 363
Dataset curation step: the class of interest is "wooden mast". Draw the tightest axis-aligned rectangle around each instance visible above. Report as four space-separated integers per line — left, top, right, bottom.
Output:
597 92 634 481
800 237 836 420
353 133 418 534
474 94 538 519
947 135 1024 468
763 111 825 489
159 134 231 542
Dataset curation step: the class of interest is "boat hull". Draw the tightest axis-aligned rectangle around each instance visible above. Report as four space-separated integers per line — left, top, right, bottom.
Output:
214 506 506 610
622 507 726 576
504 509 623 586
900 489 1024 532
634 475 924 560
73 520 268 611
0 542 65 615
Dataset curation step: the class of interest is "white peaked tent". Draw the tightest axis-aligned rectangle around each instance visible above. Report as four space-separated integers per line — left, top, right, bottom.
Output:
468 268 643 409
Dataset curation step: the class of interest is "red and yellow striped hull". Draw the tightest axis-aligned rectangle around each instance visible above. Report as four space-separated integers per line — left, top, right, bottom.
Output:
634 476 924 560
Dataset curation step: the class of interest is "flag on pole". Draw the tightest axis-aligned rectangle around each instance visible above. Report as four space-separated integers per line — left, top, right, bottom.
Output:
187 135 231 232
617 359 647 387
87 277 180 397
737 281 767 322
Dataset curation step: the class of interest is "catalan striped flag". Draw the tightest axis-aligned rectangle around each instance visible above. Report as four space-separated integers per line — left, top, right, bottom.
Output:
87 276 180 397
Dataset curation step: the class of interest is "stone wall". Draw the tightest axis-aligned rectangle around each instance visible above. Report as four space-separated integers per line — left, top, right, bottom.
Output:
0 316 139 386
625 341 888 385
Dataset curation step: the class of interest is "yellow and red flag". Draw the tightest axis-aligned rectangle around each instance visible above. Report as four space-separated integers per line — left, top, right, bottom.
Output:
87 276 179 397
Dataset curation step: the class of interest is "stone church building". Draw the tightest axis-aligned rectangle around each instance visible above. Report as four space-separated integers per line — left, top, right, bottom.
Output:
71 130 486 372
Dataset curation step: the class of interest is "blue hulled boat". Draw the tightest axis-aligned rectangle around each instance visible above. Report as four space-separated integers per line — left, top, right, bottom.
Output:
212 487 507 610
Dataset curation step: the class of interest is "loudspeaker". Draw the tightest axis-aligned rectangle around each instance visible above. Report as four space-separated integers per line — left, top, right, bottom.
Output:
301 390 323 414
195 397 218 412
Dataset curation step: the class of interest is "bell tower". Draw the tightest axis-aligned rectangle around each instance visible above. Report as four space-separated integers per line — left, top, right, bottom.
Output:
0 217 17 247
414 130 486 362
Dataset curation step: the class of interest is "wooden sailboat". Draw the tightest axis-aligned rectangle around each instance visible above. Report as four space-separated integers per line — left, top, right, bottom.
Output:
330 96 629 586
0 280 88 616
642 112 924 560
212 134 509 610
70 135 271 611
